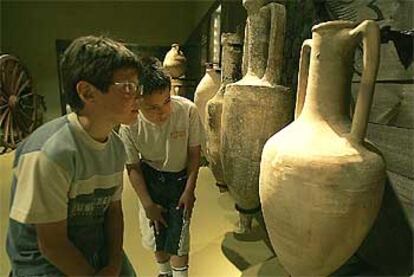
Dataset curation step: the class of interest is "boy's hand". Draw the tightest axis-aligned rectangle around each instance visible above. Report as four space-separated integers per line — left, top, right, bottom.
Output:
144 203 168 231
176 190 196 220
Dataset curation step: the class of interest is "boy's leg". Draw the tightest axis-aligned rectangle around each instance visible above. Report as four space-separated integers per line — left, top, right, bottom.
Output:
170 255 188 268
170 256 189 277
155 251 172 277
164 174 190 277
171 255 188 267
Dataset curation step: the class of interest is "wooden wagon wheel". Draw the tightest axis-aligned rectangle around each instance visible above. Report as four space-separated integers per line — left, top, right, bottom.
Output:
0 54 44 154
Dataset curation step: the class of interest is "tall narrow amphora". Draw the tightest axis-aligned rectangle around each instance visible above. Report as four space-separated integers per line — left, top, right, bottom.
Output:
221 1 293 233
205 33 243 192
259 20 385 276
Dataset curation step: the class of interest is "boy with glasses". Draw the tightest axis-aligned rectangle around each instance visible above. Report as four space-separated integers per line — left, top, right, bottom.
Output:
119 57 203 277
6 35 141 276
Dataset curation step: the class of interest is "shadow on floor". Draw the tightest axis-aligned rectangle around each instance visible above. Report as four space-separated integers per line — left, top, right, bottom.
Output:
221 223 287 276
219 218 386 277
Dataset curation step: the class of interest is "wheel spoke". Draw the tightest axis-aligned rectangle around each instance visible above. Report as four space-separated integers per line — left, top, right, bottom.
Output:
5 61 16 96
0 87 5 100
16 107 33 131
18 93 35 113
13 119 25 139
17 127 23 142
10 62 20 95
20 100 35 110
16 78 30 97
13 70 26 96
0 93 6 105
1 66 10 97
9 112 15 147
0 109 9 127
3 112 10 147
19 91 34 99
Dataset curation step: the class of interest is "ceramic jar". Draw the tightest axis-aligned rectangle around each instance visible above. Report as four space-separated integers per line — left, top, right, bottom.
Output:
221 1 293 232
259 20 385 276
194 63 221 127
205 33 243 192
163 43 187 78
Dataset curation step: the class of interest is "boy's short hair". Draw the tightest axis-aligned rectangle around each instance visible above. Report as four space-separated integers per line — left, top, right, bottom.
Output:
139 56 171 96
61 35 141 112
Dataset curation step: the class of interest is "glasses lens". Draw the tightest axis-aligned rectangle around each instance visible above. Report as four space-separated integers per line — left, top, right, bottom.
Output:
127 83 137 92
113 82 138 93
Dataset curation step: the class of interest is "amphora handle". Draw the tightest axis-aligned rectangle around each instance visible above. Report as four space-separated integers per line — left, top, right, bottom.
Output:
349 20 380 142
295 39 312 119
263 3 286 86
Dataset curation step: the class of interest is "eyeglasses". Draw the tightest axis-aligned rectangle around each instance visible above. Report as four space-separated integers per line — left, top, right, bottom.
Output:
112 81 143 97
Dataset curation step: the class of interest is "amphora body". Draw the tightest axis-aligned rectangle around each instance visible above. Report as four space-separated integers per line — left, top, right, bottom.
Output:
259 20 385 276
205 33 243 191
194 63 221 128
221 1 293 232
163 43 187 78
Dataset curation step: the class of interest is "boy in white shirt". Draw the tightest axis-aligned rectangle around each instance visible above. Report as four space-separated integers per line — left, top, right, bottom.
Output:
119 57 203 277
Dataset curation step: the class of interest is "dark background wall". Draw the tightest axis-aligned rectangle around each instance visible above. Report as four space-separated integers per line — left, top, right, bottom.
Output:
1 0 216 121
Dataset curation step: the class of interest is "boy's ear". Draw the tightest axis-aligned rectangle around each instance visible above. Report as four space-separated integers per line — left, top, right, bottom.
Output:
76 81 97 104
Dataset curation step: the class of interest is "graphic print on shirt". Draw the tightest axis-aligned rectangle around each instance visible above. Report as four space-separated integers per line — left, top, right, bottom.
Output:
68 187 116 225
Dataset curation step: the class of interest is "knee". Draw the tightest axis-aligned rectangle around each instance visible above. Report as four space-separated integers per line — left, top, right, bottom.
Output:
155 251 170 262
170 255 188 267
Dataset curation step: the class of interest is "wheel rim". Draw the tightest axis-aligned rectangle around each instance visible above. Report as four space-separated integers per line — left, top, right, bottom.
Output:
0 54 43 153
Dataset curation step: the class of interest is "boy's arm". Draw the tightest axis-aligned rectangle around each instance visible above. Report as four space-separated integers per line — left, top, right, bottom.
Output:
184 145 201 194
36 221 95 276
186 103 203 193
127 162 167 227
119 125 166 228
118 125 164 222
177 145 201 218
96 200 124 276
13 151 94 275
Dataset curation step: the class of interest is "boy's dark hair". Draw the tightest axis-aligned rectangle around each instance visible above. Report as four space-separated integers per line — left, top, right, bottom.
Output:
139 56 171 96
60 35 141 112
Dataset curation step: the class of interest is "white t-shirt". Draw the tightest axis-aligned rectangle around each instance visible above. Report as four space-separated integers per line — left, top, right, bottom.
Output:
119 96 204 172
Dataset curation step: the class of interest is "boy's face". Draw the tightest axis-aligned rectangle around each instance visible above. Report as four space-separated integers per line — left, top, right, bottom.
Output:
98 67 140 125
138 88 172 125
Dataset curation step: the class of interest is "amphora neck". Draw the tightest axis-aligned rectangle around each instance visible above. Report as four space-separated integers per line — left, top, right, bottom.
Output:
301 22 360 121
220 33 243 94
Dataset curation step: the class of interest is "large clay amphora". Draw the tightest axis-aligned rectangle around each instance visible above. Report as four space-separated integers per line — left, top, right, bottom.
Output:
259 20 385 276
163 43 187 78
194 63 221 127
205 33 243 192
221 2 293 232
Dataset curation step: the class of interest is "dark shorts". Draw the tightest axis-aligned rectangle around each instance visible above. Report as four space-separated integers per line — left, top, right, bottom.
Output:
140 162 190 256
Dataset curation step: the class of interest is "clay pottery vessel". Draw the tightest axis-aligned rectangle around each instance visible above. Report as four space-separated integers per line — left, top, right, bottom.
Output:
221 2 293 232
205 33 243 192
194 63 221 127
170 78 184 96
259 20 385 276
163 43 187 78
